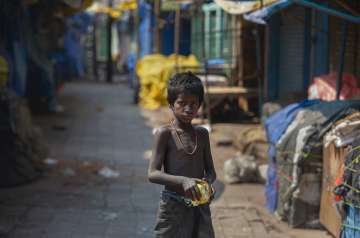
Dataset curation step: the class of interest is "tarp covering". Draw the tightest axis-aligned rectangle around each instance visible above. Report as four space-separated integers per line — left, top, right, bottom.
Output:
274 101 360 227
244 0 360 25
214 0 278 15
244 0 291 24
138 1 152 59
308 72 360 101
136 54 199 110
264 99 319 212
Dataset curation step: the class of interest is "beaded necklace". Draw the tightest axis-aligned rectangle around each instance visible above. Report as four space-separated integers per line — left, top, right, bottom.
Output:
171 120 198 155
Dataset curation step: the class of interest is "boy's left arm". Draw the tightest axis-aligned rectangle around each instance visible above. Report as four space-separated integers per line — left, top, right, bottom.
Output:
202 128 216 184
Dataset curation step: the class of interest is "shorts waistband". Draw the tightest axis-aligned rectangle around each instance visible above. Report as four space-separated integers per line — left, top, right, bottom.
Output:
161 190 194 207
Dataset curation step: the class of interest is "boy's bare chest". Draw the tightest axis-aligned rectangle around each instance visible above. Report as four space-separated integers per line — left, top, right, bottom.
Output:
164 132 205 176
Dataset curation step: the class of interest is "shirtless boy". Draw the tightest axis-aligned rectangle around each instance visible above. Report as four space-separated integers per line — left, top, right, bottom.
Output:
148 72 216 238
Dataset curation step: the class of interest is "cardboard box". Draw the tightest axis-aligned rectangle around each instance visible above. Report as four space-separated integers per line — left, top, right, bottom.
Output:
320 142 349 238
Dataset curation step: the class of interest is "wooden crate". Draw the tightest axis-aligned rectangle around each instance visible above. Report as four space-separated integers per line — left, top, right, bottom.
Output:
320 142 349 238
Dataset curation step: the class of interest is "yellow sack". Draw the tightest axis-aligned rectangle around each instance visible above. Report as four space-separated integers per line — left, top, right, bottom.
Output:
0 56 9 88
136 54 199 110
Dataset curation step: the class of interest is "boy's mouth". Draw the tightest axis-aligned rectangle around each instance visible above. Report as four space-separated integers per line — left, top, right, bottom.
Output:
181 115 194 122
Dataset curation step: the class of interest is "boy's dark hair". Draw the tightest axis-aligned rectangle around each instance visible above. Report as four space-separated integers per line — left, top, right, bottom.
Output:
167 71 204 105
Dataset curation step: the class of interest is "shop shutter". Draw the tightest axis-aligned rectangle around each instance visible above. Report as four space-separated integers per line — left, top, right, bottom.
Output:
329 18 358 75
278 5 305 96
329 1 360 82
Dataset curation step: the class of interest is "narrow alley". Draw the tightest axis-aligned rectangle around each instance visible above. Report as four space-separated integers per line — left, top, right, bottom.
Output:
2 1 360 238
0 81 331 238
0 81 160 238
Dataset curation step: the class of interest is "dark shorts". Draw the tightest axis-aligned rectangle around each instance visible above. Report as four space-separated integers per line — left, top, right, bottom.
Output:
154 193 215 238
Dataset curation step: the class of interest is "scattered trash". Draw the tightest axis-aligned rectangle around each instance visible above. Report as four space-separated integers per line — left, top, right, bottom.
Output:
258 164 268 183
215 135 233 146
55 104 65 113
138 226 150 234
224 155 258 184
43 158 58 166
82 161 91 167
103 212 118 221
63 168 76 177
143 150 152 160
98 167 120 178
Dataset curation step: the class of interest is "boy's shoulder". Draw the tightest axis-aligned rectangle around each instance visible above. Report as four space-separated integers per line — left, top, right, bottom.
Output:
194 125 210 137
153 125 172 136
153 124 209 137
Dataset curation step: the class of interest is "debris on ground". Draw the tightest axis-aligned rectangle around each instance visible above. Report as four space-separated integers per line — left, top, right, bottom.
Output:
82 161 91 167
98 167 120 178
43 158 58 166
258 164 268 183
214 134 233 146
233 127 268 161
63 168 76 177
102 212 118 221
224 154 259 184
143 150 152 160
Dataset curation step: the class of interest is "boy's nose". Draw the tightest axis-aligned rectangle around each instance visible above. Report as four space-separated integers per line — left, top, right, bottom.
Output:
184 106 193 113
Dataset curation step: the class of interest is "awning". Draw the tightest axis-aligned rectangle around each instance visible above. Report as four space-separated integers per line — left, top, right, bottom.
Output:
244 0 360 25
161 0 192 11
86 0 137 18
214 0 279 15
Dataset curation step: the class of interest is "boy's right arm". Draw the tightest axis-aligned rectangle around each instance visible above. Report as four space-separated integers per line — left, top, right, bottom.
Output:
147 127 201 200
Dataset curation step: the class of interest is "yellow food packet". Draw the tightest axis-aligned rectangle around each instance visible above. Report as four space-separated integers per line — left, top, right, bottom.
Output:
191 180 213 206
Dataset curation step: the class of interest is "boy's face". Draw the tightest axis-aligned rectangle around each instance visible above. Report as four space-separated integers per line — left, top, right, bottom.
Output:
171 93 200 124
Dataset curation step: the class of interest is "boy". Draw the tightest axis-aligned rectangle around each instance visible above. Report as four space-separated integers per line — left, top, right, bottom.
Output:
148 72 217 238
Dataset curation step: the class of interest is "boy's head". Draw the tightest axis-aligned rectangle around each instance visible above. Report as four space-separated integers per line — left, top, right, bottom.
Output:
167 72 204 123
167 71 204 106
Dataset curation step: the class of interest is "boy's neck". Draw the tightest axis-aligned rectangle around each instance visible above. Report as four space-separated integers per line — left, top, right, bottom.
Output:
172 118 193 131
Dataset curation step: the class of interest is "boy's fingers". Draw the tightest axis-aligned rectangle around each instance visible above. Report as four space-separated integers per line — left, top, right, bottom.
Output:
211 185 216 196
190 188 198 201
194 186 201 201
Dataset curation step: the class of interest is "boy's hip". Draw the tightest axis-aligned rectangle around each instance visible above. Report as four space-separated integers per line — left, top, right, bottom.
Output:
155 191 214 238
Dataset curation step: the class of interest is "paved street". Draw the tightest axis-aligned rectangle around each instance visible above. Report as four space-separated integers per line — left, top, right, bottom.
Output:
0 81 160 238
0 81 330 238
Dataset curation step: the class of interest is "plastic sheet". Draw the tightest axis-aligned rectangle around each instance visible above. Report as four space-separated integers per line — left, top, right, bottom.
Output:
308 72 360 101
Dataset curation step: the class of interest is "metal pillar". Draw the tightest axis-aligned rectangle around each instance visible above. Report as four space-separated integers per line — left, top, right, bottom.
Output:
336 21 348 100
106 0 113 83
201 9 212 129
174 7 181 72
255 26 263 117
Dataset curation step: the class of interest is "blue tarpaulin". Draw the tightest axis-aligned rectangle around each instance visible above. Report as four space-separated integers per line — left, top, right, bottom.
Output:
244 0 360 25
138 1 152 58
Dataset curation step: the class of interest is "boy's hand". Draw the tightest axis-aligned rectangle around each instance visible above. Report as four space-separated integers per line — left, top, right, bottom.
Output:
202 178 216 203
182 177 202 201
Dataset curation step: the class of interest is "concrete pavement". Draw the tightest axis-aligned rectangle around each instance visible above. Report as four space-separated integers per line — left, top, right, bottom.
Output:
0 81 160 238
